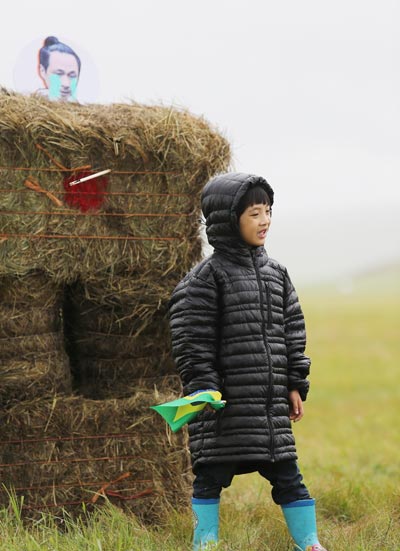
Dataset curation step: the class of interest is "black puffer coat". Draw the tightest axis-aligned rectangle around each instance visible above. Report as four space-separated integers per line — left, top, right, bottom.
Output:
169 172 311 470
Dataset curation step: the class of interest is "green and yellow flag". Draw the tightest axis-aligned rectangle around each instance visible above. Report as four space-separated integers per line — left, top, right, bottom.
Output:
150 390 226 432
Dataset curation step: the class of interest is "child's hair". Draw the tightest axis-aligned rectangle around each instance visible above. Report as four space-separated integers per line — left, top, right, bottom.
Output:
236 185 271 219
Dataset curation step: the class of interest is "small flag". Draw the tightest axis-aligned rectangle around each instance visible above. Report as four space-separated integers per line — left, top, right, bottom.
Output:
150 390 226 432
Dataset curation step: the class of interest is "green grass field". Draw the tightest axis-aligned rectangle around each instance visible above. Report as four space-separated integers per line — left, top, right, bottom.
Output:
0 279 399 550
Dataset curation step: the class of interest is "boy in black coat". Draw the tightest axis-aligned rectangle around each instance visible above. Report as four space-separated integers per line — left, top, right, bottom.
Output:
169 172 327 551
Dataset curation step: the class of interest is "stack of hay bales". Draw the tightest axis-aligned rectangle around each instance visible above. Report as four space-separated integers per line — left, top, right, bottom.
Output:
0 90 230 518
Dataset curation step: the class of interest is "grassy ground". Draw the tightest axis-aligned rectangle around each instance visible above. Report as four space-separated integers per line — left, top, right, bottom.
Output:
0 281 399 550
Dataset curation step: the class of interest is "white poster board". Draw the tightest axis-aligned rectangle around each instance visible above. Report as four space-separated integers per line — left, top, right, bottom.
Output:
13 36 100 103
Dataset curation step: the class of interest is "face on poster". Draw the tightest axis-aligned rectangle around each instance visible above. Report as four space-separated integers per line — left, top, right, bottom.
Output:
13 36 99 103
37 36 80 102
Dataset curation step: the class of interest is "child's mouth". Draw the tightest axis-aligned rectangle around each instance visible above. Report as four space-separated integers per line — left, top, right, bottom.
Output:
257 230 267 238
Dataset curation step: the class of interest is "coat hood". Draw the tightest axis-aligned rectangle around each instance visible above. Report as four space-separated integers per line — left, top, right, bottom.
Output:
201 172 274 254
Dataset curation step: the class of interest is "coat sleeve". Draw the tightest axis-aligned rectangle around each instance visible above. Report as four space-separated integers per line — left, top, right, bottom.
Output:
283 269 311 401
168 267 221 395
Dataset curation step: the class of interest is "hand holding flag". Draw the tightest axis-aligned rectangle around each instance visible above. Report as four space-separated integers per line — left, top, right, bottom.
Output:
150 390 226 432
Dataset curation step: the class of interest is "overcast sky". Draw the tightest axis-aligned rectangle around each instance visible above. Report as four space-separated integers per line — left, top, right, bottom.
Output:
1 0 399 283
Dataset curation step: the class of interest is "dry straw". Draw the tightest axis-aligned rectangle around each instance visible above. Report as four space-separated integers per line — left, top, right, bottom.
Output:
0 90 230 517
64 285 179 399
0 89 230 287
0 272 72 405
0 391 191 521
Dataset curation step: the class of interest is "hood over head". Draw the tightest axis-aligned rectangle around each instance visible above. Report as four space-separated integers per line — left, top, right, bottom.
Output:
201 172 274 255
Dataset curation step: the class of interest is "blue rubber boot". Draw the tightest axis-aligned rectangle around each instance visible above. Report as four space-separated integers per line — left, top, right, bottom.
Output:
192 497 219 550
281 498 327 551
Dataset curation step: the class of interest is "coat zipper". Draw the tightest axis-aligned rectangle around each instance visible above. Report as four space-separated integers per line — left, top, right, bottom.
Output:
265 281 272 330
215 408 225 436
251 250 275 460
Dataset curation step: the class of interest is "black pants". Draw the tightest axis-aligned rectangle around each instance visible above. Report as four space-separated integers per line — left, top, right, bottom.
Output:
193 460 310 505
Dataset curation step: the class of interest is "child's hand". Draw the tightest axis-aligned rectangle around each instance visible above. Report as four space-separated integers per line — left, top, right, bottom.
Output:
289 390 304 422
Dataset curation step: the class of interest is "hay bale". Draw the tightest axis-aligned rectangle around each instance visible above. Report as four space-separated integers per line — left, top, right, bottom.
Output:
0 353 71 406
0 305 60 337
0 270 62 307
0 91 230 396
0 90 230 284
65 277 176 337
69 339 179 400
0 272 72 404
61 281 179 398
0 391 191 521
0 92 222 518
78 363 181 400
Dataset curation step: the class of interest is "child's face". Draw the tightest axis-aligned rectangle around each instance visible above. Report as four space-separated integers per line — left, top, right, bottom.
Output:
239 202 271 247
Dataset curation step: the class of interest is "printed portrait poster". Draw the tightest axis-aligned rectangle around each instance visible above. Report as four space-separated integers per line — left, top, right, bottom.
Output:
13 36 100 104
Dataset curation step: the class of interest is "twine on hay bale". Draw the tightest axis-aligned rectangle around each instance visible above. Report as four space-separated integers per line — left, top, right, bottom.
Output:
0 391 191 521
0 90 230 283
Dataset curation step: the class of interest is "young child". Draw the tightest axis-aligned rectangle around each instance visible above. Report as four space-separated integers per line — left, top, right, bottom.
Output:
169 172 327 551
